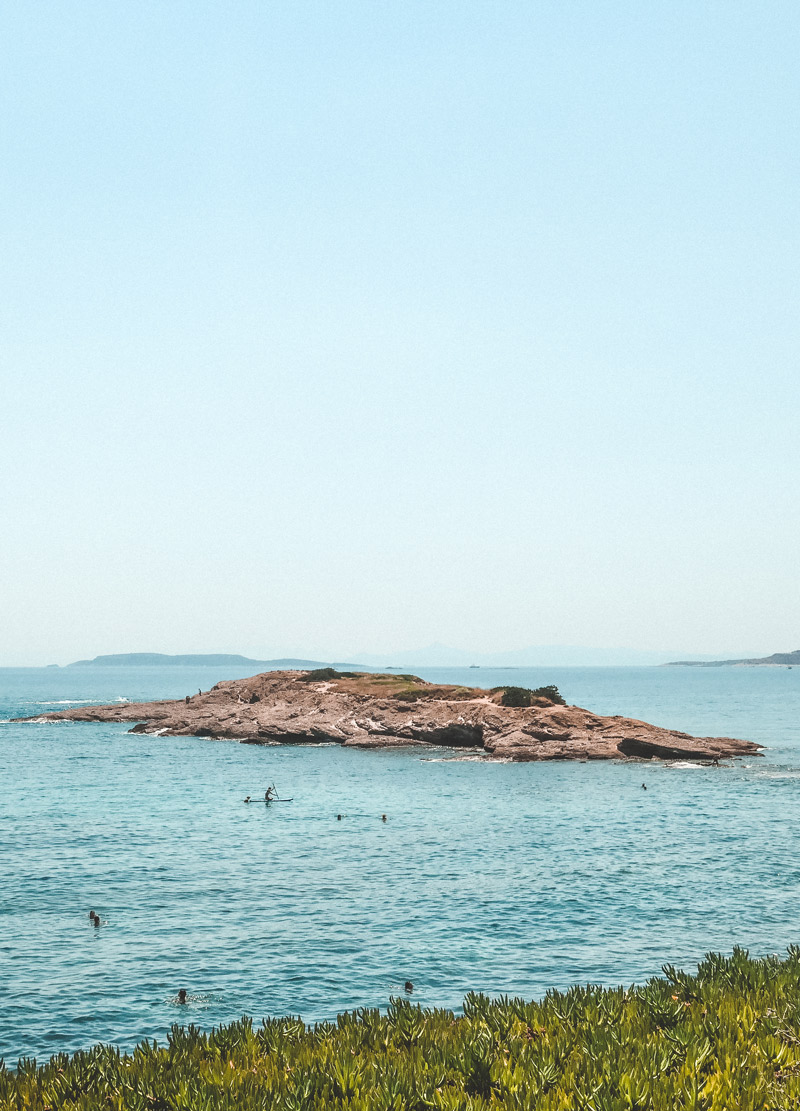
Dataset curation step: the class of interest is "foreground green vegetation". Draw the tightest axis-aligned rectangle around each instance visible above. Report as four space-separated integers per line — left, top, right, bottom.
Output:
5 949 800 1110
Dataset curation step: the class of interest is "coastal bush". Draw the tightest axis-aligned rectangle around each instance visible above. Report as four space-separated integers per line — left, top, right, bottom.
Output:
530 684 566 705
299 669 362 682
497 685 533 707
5 948 800 1109
493 684 566 707
300 667 340 681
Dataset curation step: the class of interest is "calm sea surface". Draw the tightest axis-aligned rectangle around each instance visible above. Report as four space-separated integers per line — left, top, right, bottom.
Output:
2 663 799 1062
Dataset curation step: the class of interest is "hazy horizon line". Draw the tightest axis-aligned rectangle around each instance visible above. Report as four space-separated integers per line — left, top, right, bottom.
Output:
1 643 781 669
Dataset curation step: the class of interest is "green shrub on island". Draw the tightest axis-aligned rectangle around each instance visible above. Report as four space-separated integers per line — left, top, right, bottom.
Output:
493 684 566 707
299 668 362 682
300 670 421 683
6 948 800 1109
300 668 341 681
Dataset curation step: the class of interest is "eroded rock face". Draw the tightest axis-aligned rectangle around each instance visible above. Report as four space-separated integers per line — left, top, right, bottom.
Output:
16 671 761 763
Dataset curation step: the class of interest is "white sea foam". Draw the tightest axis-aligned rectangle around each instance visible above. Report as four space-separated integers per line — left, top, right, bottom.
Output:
14 717 74 724
421 753 500 763
35 699 104 705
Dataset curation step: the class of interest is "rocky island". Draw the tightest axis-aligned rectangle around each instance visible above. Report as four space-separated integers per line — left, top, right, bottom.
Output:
19 670 760 762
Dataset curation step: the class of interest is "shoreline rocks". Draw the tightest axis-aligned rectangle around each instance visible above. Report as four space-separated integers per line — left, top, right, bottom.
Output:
15 670 762 763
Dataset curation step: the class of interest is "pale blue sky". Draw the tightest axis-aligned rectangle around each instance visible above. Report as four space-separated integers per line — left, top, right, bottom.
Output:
2 1 798 665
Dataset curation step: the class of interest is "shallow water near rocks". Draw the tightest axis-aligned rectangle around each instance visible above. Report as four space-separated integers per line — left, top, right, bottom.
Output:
2 663 799 1062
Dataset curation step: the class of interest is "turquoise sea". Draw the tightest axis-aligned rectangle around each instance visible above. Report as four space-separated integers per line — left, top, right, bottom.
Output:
1 663 799 1063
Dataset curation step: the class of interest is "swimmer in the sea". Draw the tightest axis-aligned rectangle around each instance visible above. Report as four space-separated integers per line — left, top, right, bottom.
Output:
404 981 414 993
177 989 187 1004
381 814 387 822
244 796 251 803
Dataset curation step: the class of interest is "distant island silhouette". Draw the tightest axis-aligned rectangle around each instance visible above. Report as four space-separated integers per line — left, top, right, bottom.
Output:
667 649 800 667
66 653 362 669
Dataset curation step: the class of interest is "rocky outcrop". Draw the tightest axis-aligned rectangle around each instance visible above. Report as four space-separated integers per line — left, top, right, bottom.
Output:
16 671 761 763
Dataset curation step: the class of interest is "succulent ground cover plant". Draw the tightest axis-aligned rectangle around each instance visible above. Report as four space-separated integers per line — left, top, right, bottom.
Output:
5 948 800 1109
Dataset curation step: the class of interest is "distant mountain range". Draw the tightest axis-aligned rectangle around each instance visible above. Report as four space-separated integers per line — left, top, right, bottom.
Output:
65 653 363 669
667 649 800 667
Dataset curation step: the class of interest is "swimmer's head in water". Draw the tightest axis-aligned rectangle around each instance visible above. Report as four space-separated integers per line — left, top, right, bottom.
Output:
404 981 414 993
381 814 387 822
177 989 187 1004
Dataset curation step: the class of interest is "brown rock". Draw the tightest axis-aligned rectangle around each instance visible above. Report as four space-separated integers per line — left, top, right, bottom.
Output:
14 671 761 763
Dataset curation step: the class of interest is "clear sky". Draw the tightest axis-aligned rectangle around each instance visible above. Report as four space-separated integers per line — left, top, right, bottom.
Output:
2 1 798 666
